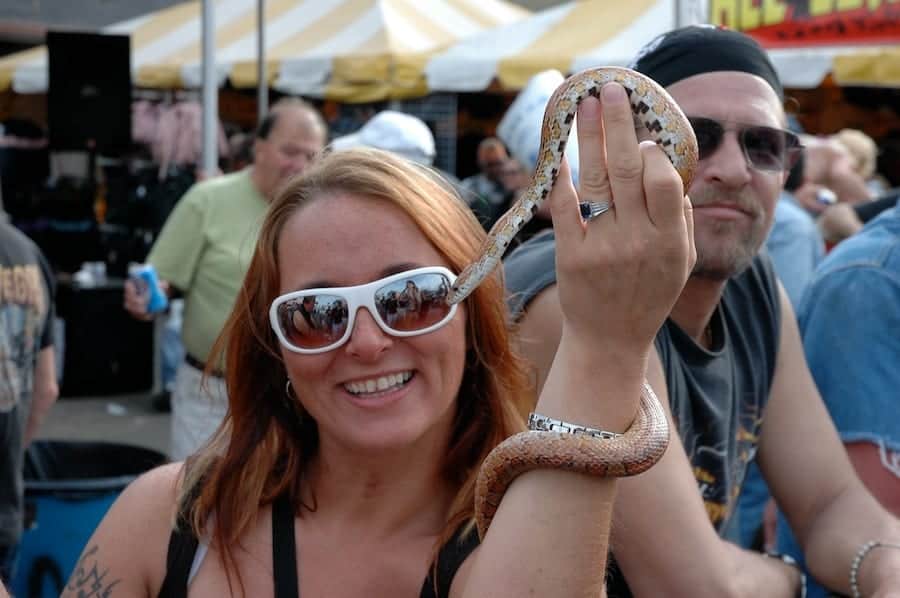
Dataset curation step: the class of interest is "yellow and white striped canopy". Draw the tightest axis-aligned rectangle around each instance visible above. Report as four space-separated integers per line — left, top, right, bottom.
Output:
424 0 900 92
425 0 682 92
0 0 529 102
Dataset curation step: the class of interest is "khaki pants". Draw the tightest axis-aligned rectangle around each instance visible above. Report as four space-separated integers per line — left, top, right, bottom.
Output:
170 361 228 461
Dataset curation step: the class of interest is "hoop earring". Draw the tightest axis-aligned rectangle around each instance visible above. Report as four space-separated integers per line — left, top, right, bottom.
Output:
283 378 308 427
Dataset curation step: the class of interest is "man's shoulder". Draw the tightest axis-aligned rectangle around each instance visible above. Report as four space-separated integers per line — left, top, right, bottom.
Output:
0 222 42 260
181 170 252 206
505 229 557 272
503 229 558 316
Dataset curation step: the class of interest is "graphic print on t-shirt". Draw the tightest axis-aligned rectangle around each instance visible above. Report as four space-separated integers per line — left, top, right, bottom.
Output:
0 263 47 411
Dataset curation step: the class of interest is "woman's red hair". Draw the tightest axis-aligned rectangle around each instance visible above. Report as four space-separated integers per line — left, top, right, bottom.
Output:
180 149 531 587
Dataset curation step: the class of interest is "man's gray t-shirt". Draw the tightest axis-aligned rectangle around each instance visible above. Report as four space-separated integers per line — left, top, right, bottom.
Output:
503 230 782 595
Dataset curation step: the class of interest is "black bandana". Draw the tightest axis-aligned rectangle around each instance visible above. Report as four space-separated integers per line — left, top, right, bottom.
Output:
630 25 783 100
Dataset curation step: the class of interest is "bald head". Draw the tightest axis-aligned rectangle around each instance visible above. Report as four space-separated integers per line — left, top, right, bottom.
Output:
252 99 328 200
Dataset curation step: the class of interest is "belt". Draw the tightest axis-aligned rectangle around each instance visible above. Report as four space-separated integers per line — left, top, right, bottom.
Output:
185 353 224 378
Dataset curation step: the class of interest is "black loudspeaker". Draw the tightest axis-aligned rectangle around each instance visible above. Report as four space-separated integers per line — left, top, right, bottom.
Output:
47 31 132 154
56 279 154 397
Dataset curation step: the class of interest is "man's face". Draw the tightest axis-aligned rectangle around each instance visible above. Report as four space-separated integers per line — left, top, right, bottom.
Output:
254 108 326 199
479 148 508 183
667 71 787 281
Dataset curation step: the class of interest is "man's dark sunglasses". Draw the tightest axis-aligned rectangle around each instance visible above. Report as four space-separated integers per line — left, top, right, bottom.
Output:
688 116 803 172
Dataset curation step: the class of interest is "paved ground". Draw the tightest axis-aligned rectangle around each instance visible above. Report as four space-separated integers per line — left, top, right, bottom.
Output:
36 391 172 459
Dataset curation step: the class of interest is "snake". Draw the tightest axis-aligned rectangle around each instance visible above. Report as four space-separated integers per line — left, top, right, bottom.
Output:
475 382 670 539
452 67 699 539
446 66 698 306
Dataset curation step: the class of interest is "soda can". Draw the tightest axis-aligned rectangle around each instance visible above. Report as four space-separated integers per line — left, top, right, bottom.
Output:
128 263 169 314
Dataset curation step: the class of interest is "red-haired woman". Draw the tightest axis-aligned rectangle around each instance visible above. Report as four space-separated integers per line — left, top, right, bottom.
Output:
62 88 693 598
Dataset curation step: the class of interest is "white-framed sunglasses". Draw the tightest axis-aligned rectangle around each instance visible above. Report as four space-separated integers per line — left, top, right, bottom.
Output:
269 266 458 354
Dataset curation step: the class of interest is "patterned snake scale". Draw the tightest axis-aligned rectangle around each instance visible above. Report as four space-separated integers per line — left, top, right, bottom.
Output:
455 68 699 540
475 383 670 539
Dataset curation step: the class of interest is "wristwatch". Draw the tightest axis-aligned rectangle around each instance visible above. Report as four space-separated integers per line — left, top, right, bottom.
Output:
763 551 807 598
527 412 622 439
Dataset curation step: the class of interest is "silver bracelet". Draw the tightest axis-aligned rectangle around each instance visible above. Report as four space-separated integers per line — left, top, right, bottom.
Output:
527 412 623 440
850 540 900 598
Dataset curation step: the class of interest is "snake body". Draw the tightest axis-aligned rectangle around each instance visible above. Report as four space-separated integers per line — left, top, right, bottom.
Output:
447 66 698 306
460 67 699 539
475 383 669 538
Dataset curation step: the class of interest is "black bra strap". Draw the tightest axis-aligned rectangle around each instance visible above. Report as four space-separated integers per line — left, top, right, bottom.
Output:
157 523 199 598
421 525 481 598
272 494 300 598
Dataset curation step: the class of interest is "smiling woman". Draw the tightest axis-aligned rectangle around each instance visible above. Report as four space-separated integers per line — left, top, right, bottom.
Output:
59 80 694 598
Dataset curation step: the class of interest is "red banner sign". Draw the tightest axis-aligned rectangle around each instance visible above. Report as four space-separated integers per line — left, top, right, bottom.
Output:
709 0 900 47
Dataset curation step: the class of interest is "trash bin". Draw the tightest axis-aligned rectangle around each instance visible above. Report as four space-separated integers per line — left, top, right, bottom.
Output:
11 440 169 598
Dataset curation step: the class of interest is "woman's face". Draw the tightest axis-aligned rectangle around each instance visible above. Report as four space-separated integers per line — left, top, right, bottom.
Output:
275 192 467 454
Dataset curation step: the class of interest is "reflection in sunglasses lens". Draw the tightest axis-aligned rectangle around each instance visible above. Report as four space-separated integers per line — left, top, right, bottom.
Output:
375 273 452 333
275 272 454 351
280 295 349 349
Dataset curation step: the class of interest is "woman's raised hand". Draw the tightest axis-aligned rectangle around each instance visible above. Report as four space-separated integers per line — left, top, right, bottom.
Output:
549 82 695 361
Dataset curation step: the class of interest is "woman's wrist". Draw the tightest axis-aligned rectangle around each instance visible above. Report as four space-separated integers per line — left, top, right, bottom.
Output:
539 337 647 433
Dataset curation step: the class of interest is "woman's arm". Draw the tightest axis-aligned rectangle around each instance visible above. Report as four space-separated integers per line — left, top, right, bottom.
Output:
453 83 694 597
60 463 183 598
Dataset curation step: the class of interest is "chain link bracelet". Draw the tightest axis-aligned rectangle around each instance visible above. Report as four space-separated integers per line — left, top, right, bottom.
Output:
850 540 900 598
527 412 623 439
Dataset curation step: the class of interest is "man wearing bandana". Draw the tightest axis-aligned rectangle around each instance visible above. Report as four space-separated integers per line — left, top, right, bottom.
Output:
504 25 900 597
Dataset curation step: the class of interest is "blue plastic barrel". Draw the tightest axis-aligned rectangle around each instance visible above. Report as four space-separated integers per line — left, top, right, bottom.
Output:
11 440 168 598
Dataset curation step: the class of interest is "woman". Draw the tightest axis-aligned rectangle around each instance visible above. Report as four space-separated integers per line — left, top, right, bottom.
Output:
62 85 693 597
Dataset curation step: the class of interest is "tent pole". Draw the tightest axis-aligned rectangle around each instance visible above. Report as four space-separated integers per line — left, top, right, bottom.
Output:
257 0 268 124
202 0 218 176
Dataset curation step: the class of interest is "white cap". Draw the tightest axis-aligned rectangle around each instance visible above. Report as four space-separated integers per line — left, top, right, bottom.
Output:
330 111 436 166
497 70 580 186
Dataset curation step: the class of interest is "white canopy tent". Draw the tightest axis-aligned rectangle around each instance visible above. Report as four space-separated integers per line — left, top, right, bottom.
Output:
0 0 530 101
424 0 900 93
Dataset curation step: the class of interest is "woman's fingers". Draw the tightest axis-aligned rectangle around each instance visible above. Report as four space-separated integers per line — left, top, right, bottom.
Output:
575 96 611 204
549 158 584 257
684 193 697 272
599 83 644 225
640 140 686 229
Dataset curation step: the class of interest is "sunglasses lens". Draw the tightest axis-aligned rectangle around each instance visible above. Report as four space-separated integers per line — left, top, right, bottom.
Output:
374 272 453 333
690 118 723 161
690 117 800 172
277 294 349 350
742 126 789 171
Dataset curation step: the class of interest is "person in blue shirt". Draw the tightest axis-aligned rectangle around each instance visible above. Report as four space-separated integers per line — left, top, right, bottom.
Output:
775 200 900 596
765 152 826 310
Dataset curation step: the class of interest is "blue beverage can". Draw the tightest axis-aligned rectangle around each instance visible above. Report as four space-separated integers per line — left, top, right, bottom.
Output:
129 263 169 314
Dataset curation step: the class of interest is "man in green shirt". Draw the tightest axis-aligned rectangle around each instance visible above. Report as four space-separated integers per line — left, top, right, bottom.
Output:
124 98 327 459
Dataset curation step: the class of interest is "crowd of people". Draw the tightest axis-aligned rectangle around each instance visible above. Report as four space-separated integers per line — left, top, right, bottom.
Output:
0 22 898 598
